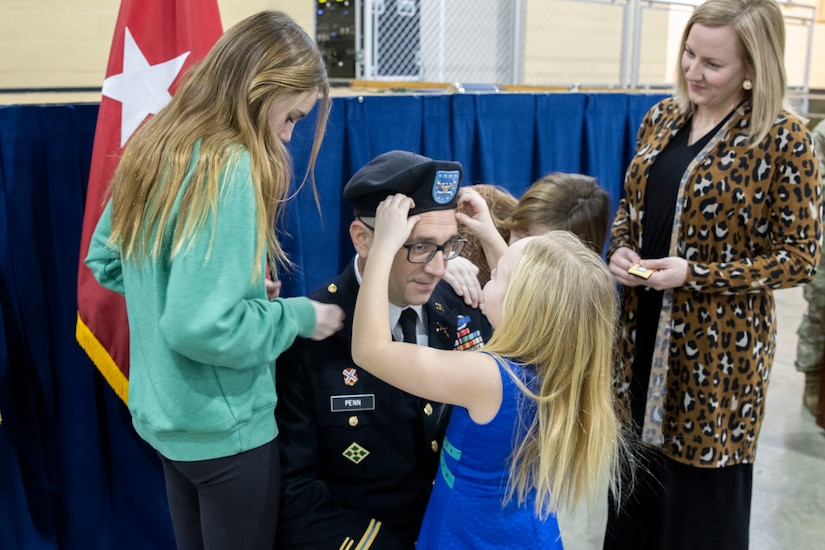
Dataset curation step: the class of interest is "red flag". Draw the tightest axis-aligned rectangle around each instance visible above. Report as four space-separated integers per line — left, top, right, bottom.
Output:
76 0 223 403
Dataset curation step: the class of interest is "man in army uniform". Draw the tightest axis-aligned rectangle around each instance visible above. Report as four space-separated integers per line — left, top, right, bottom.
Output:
796 118 825 416
275 151 492 549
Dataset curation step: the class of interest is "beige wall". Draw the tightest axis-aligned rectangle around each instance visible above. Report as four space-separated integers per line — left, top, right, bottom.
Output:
523 0 824 91
523 0 671 86
0 0 314 92
1 0 823 104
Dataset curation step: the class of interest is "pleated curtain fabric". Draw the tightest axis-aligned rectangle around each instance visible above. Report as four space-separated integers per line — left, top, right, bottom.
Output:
0 90 672 548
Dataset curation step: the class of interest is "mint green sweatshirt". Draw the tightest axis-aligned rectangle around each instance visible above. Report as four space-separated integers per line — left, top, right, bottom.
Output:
85 147 316 461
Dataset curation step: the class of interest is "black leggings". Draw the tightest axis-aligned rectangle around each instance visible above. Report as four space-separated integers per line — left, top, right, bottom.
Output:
159 440 280 550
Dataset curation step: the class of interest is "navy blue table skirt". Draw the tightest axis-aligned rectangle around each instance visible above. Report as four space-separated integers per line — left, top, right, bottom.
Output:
0 91 665 549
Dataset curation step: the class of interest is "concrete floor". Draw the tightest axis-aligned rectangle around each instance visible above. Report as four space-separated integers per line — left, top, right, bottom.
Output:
560 285 825 550
751 285 825 549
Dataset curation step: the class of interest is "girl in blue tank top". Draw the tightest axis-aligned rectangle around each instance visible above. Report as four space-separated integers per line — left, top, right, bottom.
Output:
352 189 630 549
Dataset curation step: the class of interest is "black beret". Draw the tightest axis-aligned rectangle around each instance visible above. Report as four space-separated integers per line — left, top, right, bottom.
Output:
343 150 463 216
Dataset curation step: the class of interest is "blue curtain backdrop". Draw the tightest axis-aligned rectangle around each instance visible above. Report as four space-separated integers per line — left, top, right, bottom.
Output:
0 91 666 549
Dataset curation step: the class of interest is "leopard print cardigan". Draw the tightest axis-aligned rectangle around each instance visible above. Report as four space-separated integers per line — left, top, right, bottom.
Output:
608 97 822 468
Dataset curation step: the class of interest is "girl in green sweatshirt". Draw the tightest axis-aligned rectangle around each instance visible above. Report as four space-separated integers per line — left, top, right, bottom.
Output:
85 11 343 550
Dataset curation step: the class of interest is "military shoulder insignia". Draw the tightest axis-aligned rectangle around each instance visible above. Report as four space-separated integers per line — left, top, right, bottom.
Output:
327 283 338 294
342 367 358 386
343 442 370 464
454 314 484 351
432 170 459 205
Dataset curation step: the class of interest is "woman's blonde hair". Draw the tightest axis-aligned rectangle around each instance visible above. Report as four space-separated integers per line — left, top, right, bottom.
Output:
483 230 626 517
108 11 330 274
507 173 609 254
674 0 786 147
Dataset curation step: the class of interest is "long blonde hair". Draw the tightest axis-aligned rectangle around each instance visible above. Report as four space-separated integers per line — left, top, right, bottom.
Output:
674 0 787 147
483 231 627 517
108 11 331 273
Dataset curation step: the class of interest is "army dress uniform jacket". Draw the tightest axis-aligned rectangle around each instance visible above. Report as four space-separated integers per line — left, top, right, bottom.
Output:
275 261 491 549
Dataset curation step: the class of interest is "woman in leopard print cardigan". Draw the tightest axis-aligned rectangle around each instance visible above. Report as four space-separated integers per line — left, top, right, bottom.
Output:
604 0 821 548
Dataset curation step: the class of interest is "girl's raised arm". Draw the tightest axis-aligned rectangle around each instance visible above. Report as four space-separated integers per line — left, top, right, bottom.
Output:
351 194 501 423
456 187 508 273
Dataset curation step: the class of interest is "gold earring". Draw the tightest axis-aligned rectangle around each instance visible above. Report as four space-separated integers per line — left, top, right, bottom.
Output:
743 79 753 91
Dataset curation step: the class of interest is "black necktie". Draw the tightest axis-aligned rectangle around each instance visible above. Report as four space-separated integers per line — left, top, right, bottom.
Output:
399 308 418 344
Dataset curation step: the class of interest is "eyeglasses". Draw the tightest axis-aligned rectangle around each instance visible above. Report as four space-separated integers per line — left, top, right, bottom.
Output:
357 217 466 263
403 239 466 263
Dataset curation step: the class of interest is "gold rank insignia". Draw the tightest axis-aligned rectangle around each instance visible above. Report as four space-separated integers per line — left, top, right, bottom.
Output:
328 283 338 294
435 302 445 312
436 322 449 337
343 442 370 464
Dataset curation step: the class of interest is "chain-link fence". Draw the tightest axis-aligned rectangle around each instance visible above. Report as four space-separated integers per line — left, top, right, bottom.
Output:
360 0 518 84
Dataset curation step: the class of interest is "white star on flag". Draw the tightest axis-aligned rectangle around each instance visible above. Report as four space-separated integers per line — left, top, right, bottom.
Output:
102 27 190 146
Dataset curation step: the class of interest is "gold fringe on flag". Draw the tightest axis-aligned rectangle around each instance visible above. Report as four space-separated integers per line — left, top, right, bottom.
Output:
76 313 129 404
